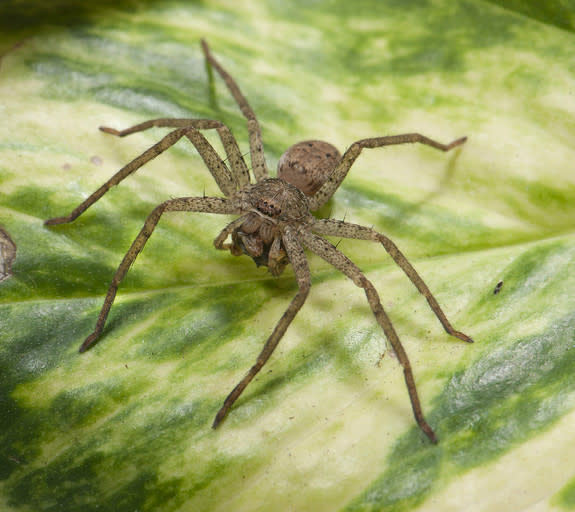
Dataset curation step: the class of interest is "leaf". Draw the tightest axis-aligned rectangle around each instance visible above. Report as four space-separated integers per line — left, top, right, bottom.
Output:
1 1 574 511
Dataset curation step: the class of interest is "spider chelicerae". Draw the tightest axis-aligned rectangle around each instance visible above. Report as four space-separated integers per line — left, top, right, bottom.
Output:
45 39 473 443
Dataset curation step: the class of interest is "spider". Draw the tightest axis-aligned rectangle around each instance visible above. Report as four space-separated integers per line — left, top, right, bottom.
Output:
45 39 473 443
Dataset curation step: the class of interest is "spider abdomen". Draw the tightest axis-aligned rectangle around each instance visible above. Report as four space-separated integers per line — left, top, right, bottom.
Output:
277 140 341 196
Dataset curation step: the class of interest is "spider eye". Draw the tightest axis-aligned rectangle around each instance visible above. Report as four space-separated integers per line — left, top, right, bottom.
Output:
256 198 281 217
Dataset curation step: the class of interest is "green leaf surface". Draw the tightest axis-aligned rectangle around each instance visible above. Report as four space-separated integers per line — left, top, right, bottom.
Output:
1 1 574 511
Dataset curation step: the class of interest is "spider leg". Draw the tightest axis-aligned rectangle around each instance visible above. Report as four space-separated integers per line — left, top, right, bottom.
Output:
312 219 473 344
309 133 467 211
300 228 438 443
45 128 237 225
100 118 250 188
213 215 250 251
212 225 310 428
99 118 222 137
201 39 269 182
79 196 238 352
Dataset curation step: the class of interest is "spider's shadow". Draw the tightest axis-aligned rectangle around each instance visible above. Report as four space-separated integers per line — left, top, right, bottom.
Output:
385 146 466 225
205 53 218 109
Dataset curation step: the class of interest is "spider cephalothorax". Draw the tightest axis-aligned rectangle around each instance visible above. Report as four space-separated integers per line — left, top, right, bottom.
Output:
45 39 473 443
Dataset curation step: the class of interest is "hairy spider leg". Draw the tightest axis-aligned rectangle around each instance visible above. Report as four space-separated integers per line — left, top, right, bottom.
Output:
309 134 467 211
201 39 269 182
78 196 238 353
300 229 438 443
213 215 252 251
212 225 310 428
44 125 242 226
100 118 251 188
312 219 474 344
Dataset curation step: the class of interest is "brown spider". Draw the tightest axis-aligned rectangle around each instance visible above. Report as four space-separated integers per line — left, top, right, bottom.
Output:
45 39 473 443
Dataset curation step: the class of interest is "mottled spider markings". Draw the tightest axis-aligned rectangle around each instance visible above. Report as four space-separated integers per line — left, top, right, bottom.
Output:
45 39 473 443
